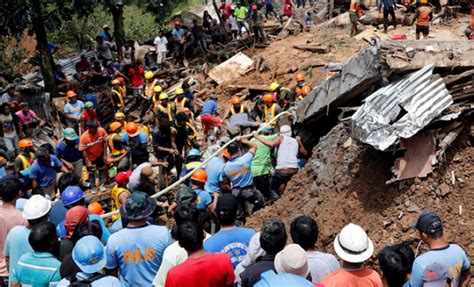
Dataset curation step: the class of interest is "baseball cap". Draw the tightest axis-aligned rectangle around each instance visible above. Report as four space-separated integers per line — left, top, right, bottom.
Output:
422 263 451 287
216 193 238 215
115 170 132 185
125 191 156 220
413 211 443 234
227 141 240 155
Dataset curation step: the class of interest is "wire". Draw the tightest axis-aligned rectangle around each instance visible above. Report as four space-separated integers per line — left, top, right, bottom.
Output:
100 110 291 219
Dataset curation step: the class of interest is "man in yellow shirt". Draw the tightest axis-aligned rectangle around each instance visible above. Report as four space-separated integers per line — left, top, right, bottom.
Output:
234 2 250 37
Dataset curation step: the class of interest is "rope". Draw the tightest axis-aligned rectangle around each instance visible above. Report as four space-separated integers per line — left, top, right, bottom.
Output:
100 110 291 219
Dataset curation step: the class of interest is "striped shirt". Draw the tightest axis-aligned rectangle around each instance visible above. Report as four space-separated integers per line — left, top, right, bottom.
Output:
11 251 61 286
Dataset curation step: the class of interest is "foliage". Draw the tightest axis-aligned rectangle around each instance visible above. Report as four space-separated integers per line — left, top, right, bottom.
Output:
0 37 27 80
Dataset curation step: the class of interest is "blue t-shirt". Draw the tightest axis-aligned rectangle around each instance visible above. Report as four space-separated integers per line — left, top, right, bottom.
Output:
171 28 185 41
184 91 194 101
205 157 225 193
222 152 254 188
410 244 470 287
122 130 147 145
204 227 256 269
58 272 121 287
99 31 113 42
105 224 172 286
201 100 218 115
55 139 83 163
29 155 63 188
64 100 84 119
49 199 67 226
54 71 66 82
194 188 211 209
3 226 33 281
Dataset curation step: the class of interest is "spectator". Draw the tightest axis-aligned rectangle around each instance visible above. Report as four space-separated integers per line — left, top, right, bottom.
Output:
76 52 91 72
422 263 452 287
265 0 278 19
0 102 21 157
321 223 382 286
235 232 266 284
410 211 471 287
4 195 51 285
154 31 168 68
255 269 314 286
234 2 250 37
15 102 44 137
54 64 77 92
105 192 172 286
30 146 68 198
290 216 340 282
10 222 61 287
63 90 84 128
59 206 89 260
203 10 213 31
56 128 83 178
165 221 235 287
58 235 121 286
378 243 415 287
0 178 27 285
49 172 81 226
211 19 224 43
171 21 185 63
128 60 145 99
191 19 208 53
79 120 108 188
204 194 256 269
274 244 310 278
1 84 20 106
240 220 287 286
95 36 115 65
122 40 134 69
99 24 113 42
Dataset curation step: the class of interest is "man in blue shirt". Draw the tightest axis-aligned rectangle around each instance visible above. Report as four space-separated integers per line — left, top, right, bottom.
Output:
64 90 84 128
205 154 226 193
201 94 223 137
106 192 172 286
221 138 264 224
56 128 83 178
410 211 471 287
204 194 256 269
121 123 149 167
99 24 113 42
171 21 185 63
10 222 61 287
30 146 68 199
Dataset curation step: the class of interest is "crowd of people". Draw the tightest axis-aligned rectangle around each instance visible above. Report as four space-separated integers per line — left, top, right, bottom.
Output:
0 1 472 286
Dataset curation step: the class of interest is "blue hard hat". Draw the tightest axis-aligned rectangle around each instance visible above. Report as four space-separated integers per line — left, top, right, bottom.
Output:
61 186 85 207
57 221 66 239
187 148 201 158
254 270 313 287
72 235 107 274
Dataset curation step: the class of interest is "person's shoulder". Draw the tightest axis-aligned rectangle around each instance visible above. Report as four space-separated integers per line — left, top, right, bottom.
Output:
236 227 256 236
7 225 28 238
98 127 107 134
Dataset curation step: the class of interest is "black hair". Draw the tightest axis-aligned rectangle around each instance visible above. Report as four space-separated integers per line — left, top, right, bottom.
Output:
197 209 211 231
378 243 415 287
58 172 81 194
260 220 287 254
40 143 55 155
181 82 190 89
174 204 199 226
35 146 50 157
29 222 57 252
290 215 319 250
0 178 21 202
192 19 198 23
71 221 103 244
175 112 188 122
1 102 10 114
177 221 204 253
86 119 98 128
217 208 237 226
427 230 444 239
158 113 171 122
67 198 86 209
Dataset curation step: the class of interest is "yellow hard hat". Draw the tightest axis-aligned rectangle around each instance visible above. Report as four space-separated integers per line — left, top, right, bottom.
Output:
159 93 169 100
268 82 280 92
153 85 163 93
145 71 154 80
175 88 184 95
114 111 125 121
111 79 120 85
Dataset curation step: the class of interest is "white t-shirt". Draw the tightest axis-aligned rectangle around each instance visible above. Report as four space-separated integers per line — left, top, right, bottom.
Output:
154 36 168 53
122 46 132 65
128 162 152 191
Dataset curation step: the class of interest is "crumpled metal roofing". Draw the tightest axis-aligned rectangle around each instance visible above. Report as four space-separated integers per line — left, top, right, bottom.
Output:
351 64 453 151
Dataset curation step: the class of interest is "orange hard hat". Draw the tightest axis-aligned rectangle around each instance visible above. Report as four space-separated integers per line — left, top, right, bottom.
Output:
87 202 104 215
66 90 77 98
263 94 274 104
111 79 120 85
296 73 305 82
19 139 33 150
301 86 312 96
109 121 122 132
125 122 140 137
191 169 207 183
231 96 241 105
117 77 124 83
223 149 232 159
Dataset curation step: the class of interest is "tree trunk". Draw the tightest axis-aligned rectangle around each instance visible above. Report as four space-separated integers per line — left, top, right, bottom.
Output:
212 0 228 41
31 0 58 98
111 4 125 59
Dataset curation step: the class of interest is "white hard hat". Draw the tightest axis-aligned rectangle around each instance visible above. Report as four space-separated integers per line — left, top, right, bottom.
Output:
22 195 52 220
333 223 374 263
280 125 292 136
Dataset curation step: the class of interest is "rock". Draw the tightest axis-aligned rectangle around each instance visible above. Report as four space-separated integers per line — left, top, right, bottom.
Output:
407 204 421 213
343 137 352 148
436 183 451 197
399 215 415 232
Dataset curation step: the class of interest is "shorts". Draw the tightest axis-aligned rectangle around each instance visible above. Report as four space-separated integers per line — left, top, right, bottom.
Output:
91 156 105 169
349 12 359 24
416 24 429 36
201 114 223 133
132 86 144 97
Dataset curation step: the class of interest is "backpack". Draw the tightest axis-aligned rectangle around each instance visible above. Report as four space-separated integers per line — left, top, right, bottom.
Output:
176 185 197 205
68 273 106 287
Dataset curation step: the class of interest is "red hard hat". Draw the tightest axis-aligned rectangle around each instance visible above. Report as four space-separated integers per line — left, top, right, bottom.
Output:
115 170 132 185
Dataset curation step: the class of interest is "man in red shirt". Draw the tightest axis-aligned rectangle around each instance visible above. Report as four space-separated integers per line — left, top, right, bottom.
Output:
128 60 145 104
165 221 235 287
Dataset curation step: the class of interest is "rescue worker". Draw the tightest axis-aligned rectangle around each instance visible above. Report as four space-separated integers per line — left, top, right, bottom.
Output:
153 113 180 184
80 101 100 132
116 77 126 96
226 96 249 120
415 0 432 40
143 71 158 117
110 79 125 112
200 94 223 139
15 139 35 177
349 0 363 36
122 122 149 167
262 94 282 125
292 74 311 101
268 82 294 110
111 170 131 222
181 148 202 178
151 85 163 114
296 86 312 101
191 170 218 213
155 93 174 122
114 111 126 128
175 112 198 164
174 88 191 115
106 121 129 172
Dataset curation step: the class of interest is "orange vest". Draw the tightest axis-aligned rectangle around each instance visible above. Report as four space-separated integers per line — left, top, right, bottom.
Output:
416 6 431 26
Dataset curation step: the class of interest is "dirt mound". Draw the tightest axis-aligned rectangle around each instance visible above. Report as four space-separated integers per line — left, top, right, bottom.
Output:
247 122 474 264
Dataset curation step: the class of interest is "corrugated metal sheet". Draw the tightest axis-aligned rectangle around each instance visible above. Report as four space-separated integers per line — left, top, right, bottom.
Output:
351 64 453 151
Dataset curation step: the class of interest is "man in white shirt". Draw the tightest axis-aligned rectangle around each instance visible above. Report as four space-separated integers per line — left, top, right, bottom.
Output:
154 31 168 68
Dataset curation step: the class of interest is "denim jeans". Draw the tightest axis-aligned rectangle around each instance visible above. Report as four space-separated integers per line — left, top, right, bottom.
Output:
3 135 18 157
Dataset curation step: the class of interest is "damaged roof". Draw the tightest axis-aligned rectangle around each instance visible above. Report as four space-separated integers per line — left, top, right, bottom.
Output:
351 64 453 151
